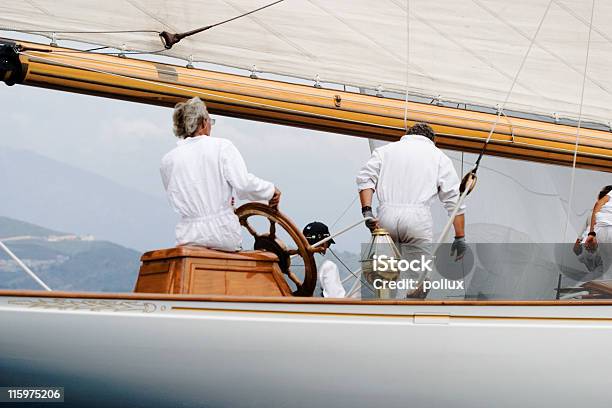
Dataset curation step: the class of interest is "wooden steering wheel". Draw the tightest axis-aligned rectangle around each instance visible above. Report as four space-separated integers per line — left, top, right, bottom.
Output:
235 202 318 297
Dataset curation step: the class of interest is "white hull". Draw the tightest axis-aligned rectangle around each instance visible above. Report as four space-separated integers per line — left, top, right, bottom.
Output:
2 292 612 408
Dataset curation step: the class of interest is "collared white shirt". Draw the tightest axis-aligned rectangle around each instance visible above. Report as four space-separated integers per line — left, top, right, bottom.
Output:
160 135 274 249
356 134 465 216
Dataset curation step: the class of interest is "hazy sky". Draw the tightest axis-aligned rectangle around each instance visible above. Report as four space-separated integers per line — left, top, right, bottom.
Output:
0 83 378 251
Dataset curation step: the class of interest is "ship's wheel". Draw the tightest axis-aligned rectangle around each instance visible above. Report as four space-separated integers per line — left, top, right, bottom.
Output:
235 203 319 297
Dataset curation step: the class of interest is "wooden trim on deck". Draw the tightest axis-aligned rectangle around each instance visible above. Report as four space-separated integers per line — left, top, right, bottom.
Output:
1 290 612 306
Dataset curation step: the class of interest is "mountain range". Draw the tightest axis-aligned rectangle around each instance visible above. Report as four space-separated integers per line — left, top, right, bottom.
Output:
0 216 140 292
0 147 176 252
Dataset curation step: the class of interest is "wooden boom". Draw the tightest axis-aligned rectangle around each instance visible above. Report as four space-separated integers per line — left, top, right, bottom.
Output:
3 39 612 172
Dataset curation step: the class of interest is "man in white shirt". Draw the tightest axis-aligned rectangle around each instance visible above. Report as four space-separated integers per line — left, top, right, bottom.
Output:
303 222 345 298
356 123 467 258
160 97 281 251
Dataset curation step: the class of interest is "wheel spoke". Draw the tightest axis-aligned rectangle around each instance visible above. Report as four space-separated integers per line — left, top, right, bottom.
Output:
269 220 276 238
287 248 300 255
241 219 259 238
287 270 302 287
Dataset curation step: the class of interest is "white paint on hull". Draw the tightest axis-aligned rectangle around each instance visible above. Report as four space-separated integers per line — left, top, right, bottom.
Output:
1 295 612 407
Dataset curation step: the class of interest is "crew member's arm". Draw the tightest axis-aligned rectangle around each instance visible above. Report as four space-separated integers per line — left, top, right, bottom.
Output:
585 195 609 249
356 149 382 230
453 214 465 238
221 141 280 207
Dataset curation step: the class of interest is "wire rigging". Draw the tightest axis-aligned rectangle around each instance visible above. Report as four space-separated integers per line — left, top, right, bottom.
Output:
0 27 159 34
329 248 376 295
471 0 554 176
563 0 596 242
403 0 411 132
159 0 284 49
435 0 554 245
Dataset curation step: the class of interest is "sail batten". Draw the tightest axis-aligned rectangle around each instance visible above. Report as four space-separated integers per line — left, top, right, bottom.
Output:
2 0 612 123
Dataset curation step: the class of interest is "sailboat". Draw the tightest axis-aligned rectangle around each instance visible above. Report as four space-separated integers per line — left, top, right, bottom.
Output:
2 1 612 407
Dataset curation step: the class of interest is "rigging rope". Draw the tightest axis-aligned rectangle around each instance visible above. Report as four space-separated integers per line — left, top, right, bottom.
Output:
159 0 284 49
403 0 411 132
329 249 375 296
418 0 555 295
330 196 358 229
0 27 159 34
471 0 554 174
435 0 554 249
562 0 596 242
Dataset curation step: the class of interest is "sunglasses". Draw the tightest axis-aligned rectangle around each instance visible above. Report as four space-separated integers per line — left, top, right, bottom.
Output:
208 118 216 126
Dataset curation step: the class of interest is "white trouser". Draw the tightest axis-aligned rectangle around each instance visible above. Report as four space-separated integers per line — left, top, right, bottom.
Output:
377 203 433 245
377 203 433 297
595 225 612 278
176 208 242 252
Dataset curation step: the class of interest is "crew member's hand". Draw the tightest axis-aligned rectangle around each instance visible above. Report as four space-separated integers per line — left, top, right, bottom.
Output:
573 238 583 256
585 234 598 251
362 209 379 232
451 236 467 261
269 188 281 209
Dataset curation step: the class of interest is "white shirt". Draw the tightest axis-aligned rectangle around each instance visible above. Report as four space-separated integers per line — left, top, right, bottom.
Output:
356 134 465 216
596 191 612 228
161 136 274 250
319 260 345 298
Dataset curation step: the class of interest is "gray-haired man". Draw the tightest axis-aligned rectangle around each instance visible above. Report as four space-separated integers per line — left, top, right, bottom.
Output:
160 97 281 251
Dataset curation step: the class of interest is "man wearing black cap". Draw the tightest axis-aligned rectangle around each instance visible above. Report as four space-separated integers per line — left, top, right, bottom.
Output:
303 222 345 298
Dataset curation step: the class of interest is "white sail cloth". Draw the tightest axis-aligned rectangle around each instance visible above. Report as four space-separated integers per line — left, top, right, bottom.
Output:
160 135 274 250
1 0 612 123
356 134 464 243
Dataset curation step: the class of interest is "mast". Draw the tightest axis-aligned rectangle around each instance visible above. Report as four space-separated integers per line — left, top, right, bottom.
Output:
3 39 612 172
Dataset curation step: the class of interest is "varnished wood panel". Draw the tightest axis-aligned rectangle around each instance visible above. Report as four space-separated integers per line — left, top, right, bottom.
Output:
136 246 290 297
190 267 227 295
225 271 283 296
139 260 170 275
134 272 170 294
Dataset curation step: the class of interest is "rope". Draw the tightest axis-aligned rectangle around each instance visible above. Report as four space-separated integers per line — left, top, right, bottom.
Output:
403 0 411 131
0 240 51 291
329 249 376 295
330 196 358 229
413 0 555 296
36 48 168 56
563 0 596 243
0 27 159 34
160 0 284 49
472 0 554 173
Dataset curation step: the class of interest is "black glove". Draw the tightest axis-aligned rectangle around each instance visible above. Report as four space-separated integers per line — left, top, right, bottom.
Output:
362 208 378 232
451 236 467 261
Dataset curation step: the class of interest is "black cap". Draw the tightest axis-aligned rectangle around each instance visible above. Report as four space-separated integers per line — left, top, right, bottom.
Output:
303 222 335 245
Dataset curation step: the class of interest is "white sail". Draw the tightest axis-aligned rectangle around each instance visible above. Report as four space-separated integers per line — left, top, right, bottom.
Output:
1 0 612 123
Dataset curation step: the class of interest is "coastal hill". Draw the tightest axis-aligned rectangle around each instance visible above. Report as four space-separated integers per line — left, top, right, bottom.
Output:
0 216 140 292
